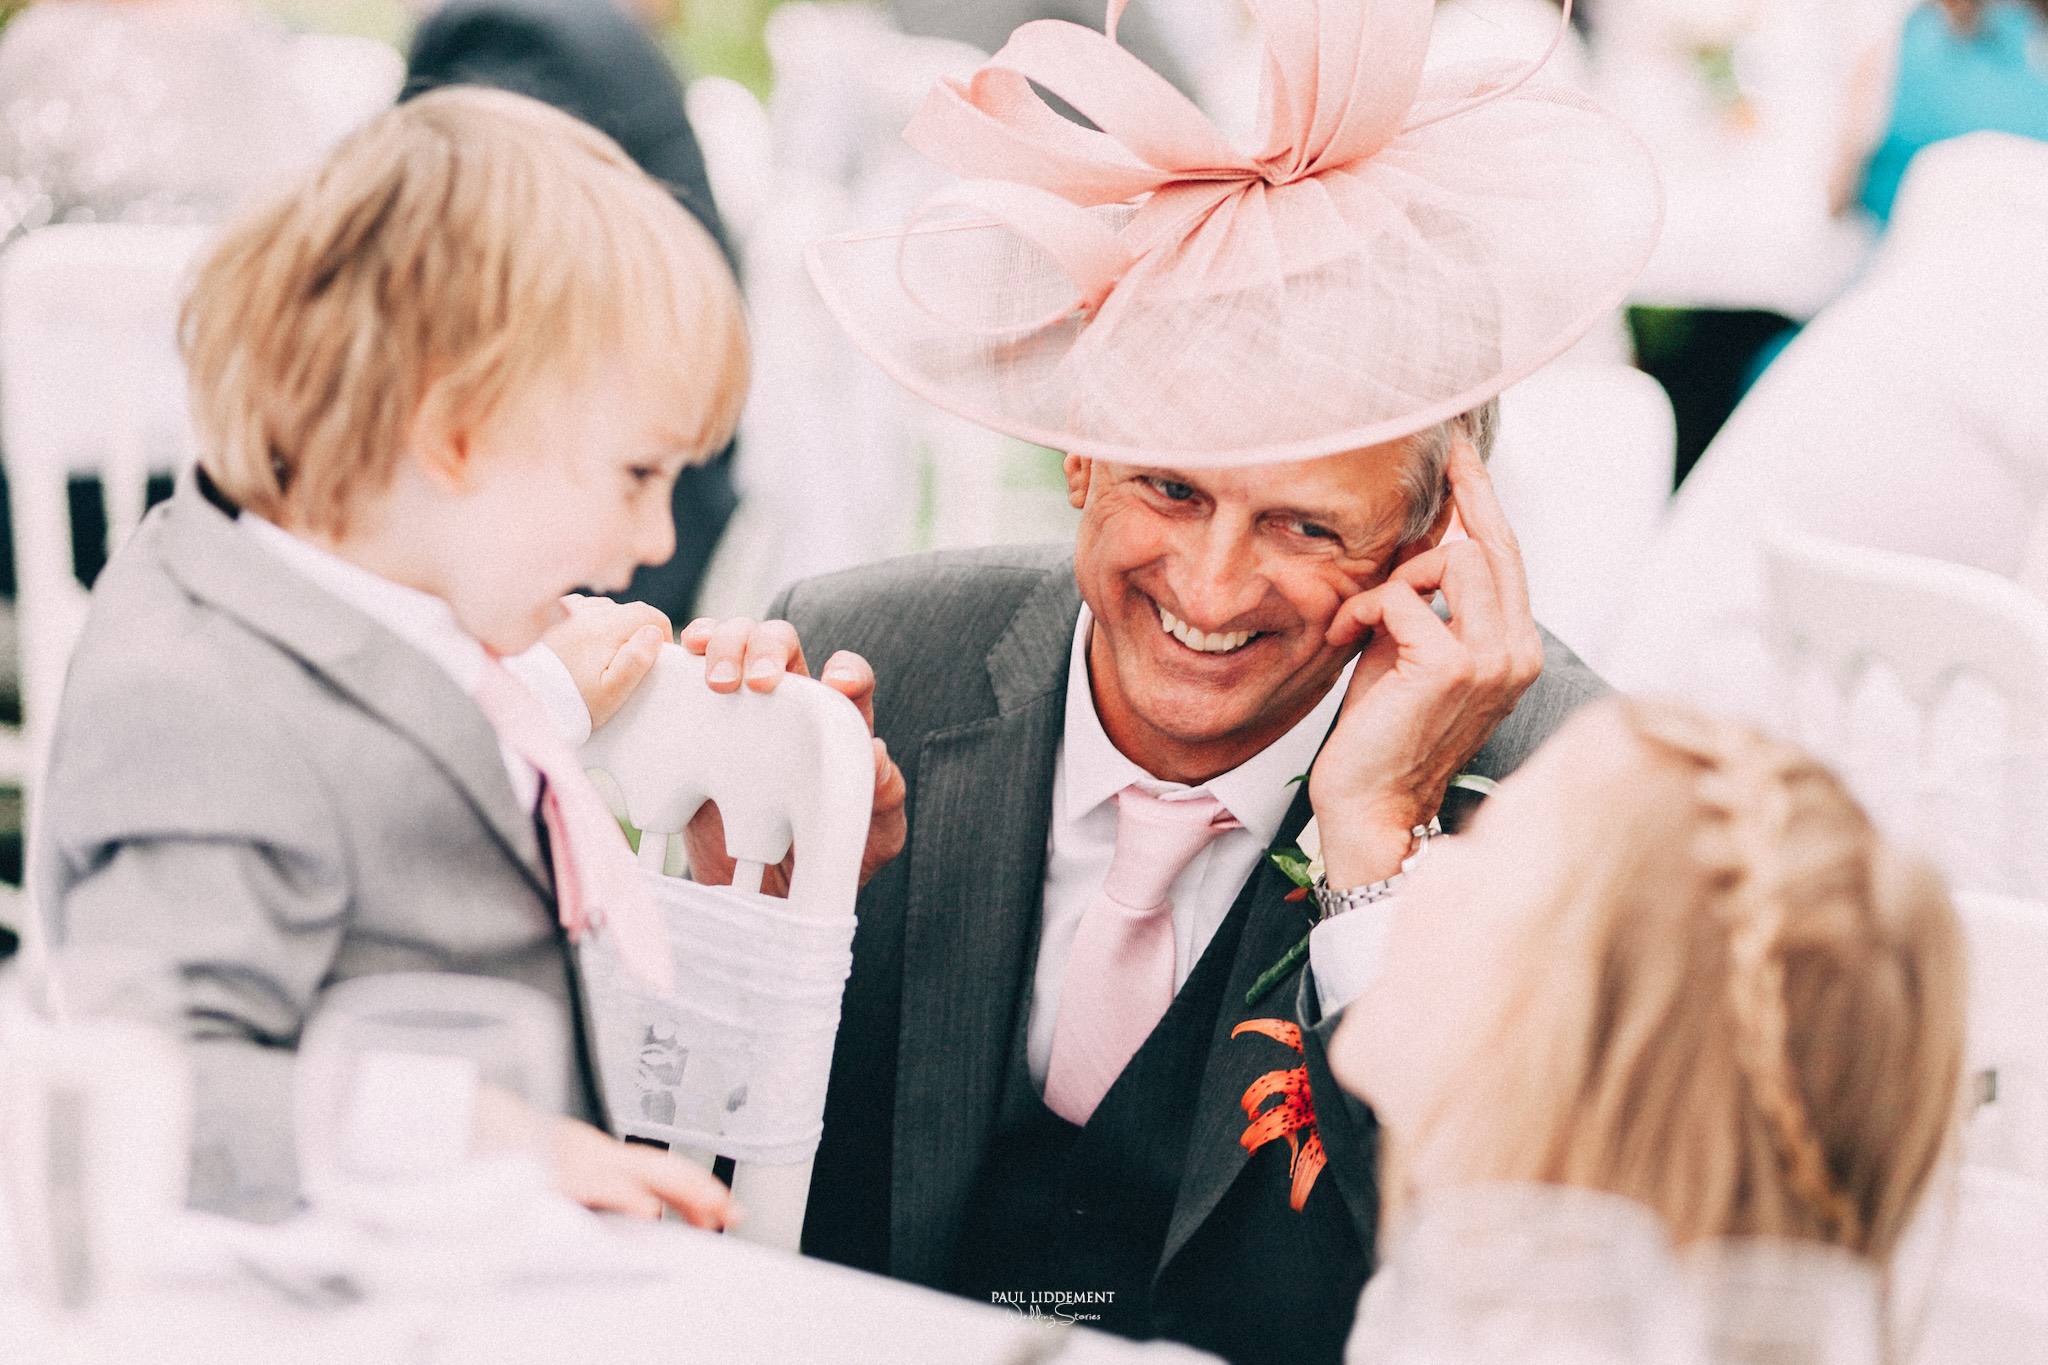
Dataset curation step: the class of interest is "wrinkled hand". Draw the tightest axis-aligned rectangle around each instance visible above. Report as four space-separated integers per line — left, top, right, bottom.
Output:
1310 436 1544 886
549 1115 741 1227
541 595 671 728
677 617 908 893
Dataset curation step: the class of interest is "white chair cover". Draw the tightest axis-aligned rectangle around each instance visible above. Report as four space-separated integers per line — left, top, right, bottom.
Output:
286 34 403 152
1952 892 2048 1182
1757 532 2048 899
0 224 210 888
1607 133 2048 717
1489 364 1675 673
577 645 872 1251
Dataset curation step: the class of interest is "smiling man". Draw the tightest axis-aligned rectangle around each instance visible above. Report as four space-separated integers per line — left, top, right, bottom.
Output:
648 1 1662 1361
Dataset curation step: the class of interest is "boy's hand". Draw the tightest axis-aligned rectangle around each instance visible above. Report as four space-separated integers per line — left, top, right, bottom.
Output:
542 595 671 728
677 616 908 891
549 1115 741 1228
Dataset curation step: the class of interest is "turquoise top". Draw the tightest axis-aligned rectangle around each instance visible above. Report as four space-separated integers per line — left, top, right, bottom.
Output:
1859 1 2048 224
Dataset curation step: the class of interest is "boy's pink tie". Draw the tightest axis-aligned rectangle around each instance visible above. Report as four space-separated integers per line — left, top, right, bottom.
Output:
1043 786 1239 1124
472 660 675 994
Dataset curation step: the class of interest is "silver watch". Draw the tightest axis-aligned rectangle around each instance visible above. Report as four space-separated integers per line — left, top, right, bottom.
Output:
1311 818 1439 919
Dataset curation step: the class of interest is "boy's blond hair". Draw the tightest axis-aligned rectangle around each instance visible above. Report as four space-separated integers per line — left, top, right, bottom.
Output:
182 86 748 535
1399 698 1964 1264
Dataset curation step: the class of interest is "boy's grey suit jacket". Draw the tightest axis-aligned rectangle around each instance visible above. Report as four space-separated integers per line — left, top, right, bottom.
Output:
36 476 601 1219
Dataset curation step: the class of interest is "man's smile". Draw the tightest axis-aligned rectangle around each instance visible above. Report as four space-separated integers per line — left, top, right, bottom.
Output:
1152 600 1270 657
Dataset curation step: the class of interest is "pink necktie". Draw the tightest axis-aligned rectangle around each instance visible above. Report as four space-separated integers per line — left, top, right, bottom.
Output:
472 660 675 995
1043 786 1240 1124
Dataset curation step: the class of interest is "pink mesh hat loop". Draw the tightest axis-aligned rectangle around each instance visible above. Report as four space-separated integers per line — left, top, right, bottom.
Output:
808 0 1664 467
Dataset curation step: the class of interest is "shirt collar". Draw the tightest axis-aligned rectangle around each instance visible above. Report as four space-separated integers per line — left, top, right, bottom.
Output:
236 512 491 694
1059 605 1355 848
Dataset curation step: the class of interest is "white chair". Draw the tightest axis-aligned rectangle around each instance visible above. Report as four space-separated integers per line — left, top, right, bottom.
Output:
1900 1166 2048 1364
578 644 872 1252
1607 133 2048 716
685 76 775 252
1488 364 1676 673
1953 892 2048 1183
0 224 211 828
287 33 404 152
1758 532 2048 899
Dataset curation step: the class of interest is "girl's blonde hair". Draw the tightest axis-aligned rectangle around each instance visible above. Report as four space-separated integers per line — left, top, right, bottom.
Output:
182 86 748 535
1410 698 1964 1262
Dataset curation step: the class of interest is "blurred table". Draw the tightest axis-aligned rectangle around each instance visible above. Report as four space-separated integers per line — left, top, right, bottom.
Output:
0 1208 1217 1365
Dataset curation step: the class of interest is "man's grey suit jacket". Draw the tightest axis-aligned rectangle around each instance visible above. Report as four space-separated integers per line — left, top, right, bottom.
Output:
36 475 601 1219
774 543 1606 1361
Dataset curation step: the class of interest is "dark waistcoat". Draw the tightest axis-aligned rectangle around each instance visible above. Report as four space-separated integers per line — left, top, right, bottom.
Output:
946 894 1250 1337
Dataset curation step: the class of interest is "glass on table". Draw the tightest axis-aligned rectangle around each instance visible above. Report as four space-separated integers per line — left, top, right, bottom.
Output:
293 972 568 1222
0 944 192 1313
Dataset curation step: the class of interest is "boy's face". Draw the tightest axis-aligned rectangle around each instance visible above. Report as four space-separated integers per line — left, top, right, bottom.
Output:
438 366 692 654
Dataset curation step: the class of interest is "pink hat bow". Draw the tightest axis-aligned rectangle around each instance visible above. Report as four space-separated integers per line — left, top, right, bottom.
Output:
808 0 1662 467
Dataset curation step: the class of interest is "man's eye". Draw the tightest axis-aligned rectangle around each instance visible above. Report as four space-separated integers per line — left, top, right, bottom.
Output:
1146 477 1196 502
627 465 662 485
1288 519 1338 540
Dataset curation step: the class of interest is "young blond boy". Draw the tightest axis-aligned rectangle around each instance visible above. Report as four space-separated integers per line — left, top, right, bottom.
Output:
36 87 748 1222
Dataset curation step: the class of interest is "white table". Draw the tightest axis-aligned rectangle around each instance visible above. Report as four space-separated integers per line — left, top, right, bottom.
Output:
0 1207 1219 1365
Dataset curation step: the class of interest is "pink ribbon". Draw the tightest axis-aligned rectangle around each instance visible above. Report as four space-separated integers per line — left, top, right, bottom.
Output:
895 0 1574 331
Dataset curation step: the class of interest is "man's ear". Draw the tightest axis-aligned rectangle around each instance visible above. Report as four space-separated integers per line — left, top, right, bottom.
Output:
1063 453 1094 510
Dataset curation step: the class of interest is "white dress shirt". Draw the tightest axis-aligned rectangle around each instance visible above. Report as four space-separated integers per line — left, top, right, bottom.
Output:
1026 607 1394 1088
236 514 590 814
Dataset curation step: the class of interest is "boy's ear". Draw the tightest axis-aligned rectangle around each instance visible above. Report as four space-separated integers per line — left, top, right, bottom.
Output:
406 401 476 492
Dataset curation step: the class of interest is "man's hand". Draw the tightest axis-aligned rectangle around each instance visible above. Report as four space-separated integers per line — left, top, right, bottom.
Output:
676 617 908 892
1310 436 1544 887
541 595 671 728
549 1115 741 1227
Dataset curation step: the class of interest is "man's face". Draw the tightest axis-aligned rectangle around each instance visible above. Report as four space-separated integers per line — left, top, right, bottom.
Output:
1066 441 1438 778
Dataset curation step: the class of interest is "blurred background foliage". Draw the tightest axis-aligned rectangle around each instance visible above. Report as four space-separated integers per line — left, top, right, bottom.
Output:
257 0 784 93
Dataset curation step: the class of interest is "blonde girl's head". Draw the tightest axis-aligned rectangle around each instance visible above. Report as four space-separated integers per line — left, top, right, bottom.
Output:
1335 697 1965 1263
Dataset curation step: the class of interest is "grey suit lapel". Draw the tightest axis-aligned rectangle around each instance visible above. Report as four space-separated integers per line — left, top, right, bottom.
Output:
889 568 1079 1284
152 481 550 897
1159 782 1350 1271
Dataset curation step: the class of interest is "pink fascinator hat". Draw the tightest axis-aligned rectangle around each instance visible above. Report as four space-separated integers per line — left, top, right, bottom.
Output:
806 0 1663 466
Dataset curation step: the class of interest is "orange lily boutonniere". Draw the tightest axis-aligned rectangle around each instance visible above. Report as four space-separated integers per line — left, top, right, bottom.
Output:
1232 1019 1326 1212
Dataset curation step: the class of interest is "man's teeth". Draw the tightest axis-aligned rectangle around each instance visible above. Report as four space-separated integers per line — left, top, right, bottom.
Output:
1157 605 1254 654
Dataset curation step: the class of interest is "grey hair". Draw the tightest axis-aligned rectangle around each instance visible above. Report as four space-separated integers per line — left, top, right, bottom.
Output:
1397 398 1499 543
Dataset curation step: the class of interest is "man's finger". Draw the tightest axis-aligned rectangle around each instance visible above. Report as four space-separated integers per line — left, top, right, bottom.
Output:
872 738 906 812
744 619 809 692
679 617 716 651
1446 437 1533 621
594 625 665 717
821 650 878 731
1433 540 1506 655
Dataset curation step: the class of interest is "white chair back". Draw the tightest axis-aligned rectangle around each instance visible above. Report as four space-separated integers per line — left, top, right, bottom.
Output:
0 224 209 811
579 645 872 1252
1953 892 2048 1183
287 33 403 151
1759 532 2048 899
1488 364 1676 673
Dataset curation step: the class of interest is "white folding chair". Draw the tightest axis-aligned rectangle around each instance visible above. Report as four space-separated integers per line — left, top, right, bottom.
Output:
578 644 872 1252
287 33 404 152
0 224 210 829
1952 892 2048 1183
1488 364 1676 673
1759 531 2048 899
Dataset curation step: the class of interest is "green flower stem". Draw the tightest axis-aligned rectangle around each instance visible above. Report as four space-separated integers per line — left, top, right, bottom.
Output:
1245 932 1312 1008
